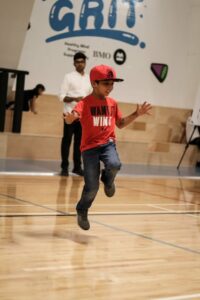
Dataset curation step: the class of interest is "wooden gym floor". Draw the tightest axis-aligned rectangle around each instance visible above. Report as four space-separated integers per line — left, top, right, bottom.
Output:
0 174 200 300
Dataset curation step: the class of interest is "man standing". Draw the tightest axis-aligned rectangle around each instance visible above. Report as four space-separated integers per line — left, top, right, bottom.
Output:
59 52 91 176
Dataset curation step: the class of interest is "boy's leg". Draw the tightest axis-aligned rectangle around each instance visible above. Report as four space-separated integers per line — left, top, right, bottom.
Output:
76 148 100 230
100 142 121 197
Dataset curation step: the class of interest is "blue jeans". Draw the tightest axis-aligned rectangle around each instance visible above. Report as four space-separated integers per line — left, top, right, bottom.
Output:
76 142 121 211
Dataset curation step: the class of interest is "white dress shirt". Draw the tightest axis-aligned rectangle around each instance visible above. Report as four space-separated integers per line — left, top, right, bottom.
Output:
59 70 92 113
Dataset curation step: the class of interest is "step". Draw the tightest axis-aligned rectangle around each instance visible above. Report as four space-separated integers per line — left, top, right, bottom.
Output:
21 112 63 136
116 123 172 143
0 133 198 167
116 140 198 166
5 110 185 144
5 96 191 144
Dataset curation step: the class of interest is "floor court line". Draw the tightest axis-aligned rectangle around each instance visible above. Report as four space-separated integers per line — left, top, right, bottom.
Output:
0 193 69 216
92 219 200 255
149 204 200 218
117 185 186 202
0 172 56 176
0 192 199 215
1 191 199 212
1 211 200 218
1 191 199 220
1 196 199 254
155 293 200 300
0 203 198 207
117 185 200 207
132 178 200 194
0 213 62 217
1 171 200 179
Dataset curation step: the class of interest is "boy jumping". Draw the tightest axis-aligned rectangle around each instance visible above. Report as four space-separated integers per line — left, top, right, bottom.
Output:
64 65 152 230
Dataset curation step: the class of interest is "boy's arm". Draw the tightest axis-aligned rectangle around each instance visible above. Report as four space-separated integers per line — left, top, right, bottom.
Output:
116 102 152 129
63 111 80 124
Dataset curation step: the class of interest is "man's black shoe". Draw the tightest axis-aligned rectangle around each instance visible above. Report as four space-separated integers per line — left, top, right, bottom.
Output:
60 169 69 176
76 210 90 230
101 169 115 197
196 161 200 168
72 168 84 176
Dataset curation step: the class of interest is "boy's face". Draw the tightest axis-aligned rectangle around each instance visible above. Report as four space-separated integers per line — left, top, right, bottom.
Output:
93 80 114 98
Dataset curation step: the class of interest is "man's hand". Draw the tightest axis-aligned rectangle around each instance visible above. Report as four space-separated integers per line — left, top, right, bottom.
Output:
136 102 152 117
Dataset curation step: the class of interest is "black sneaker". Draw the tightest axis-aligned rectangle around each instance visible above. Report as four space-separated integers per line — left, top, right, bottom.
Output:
101 170 115 197
76 210 90 230
104 183 115 197
60 169 69 176
72 168 84 176
196 161 200 168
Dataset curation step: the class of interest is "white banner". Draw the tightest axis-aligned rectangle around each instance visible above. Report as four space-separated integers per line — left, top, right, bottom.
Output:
18 0 193 108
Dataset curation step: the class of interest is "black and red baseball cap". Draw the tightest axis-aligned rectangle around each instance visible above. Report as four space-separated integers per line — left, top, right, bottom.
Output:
90 65 124 82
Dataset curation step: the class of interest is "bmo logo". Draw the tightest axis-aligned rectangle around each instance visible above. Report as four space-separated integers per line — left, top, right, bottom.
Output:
93 49 126 65
114 49 126 65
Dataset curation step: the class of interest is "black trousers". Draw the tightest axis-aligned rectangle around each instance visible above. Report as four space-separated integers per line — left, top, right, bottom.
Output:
61 120 82 171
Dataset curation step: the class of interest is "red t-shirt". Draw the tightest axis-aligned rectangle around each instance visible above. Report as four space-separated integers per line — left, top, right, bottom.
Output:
74 94 122 152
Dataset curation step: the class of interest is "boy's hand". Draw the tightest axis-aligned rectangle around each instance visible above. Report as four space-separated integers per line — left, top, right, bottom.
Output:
136 102 152 117
63 111 79 124
63 112 75 124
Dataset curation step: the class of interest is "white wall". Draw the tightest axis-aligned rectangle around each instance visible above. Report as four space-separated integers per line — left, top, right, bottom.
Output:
2 0 200 110
187 0 200 108
0 0 34 69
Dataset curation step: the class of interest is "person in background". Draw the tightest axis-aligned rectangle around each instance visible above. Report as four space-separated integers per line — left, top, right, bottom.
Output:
186 115 200 167
59 52 91 177
6 83 45 114
64 64 152 230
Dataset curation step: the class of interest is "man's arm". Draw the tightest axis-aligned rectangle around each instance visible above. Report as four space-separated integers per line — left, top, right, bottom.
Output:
116 102 152 129
63 96 83 103
63 111 80 124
